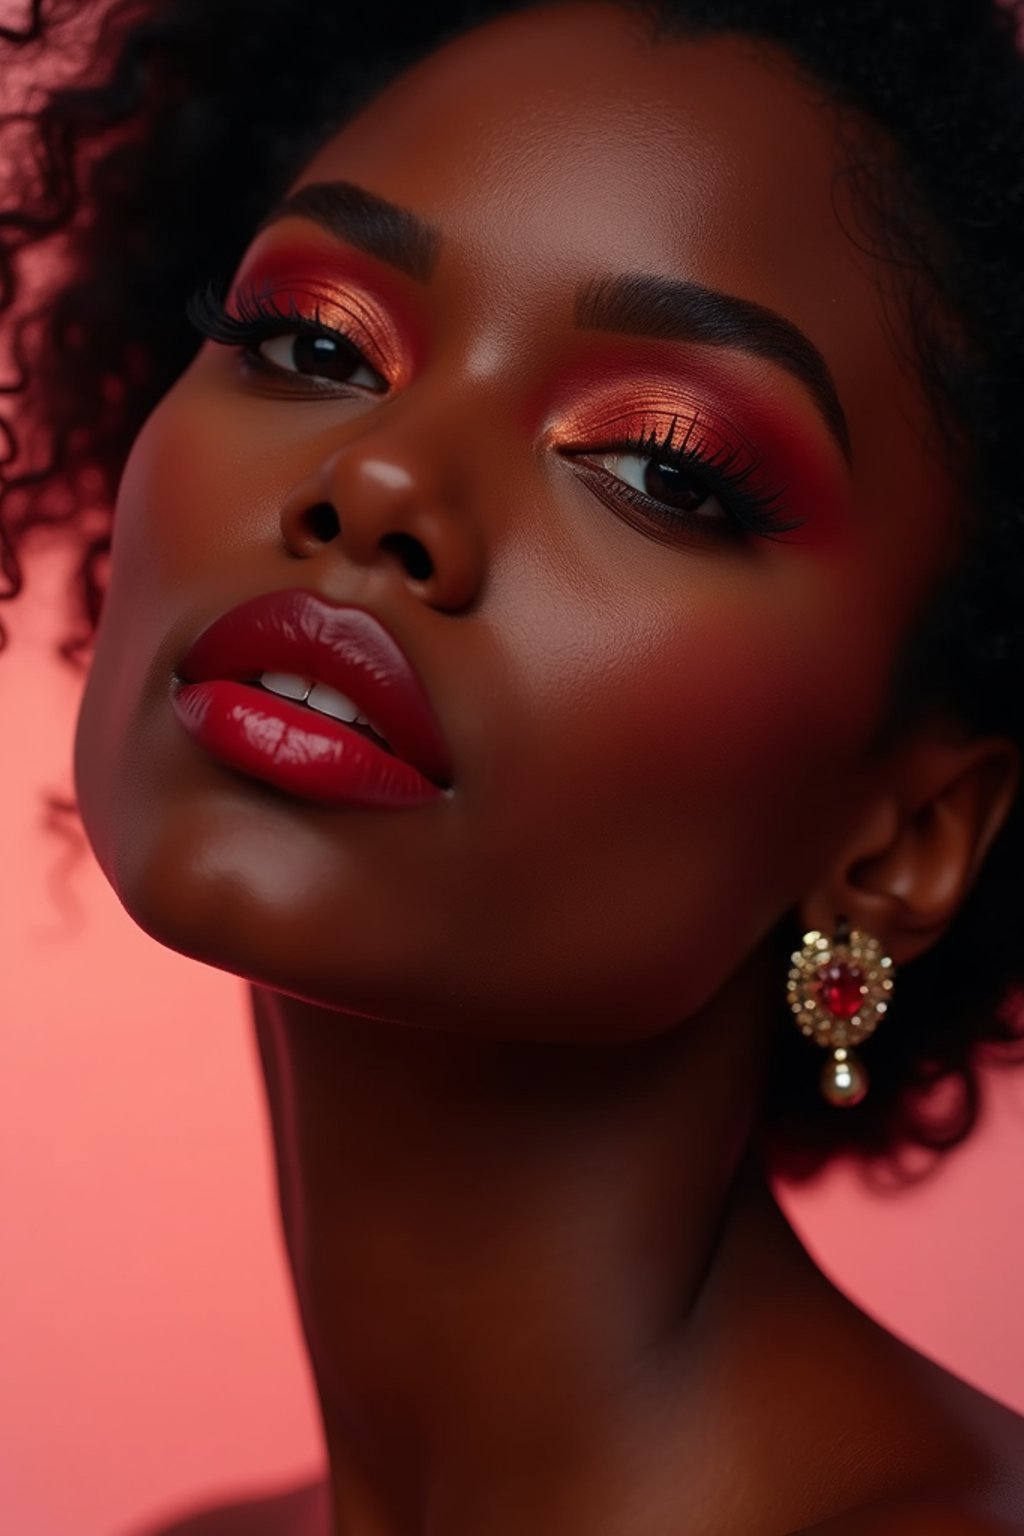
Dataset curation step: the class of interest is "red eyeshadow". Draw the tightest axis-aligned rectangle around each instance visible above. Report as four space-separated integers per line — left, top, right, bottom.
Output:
535 340 854 548
228 232 429 379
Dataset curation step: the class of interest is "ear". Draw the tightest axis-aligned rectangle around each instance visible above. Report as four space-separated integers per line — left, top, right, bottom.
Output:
800 724 1021 966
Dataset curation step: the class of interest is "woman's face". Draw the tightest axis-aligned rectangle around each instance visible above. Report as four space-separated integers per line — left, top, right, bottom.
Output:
74 0 961 1039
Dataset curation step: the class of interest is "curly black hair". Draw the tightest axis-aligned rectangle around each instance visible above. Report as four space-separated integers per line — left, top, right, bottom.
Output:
1 0 1023 1186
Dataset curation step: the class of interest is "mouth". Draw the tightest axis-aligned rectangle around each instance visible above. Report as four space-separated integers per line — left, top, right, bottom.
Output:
241 669 398 757
170 588 455 809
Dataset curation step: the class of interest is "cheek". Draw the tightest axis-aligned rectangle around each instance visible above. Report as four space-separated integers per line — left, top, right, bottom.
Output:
76 384 234 769
107 372 282 598
74 374 283 867
535 547 890 831
474 552 893 1027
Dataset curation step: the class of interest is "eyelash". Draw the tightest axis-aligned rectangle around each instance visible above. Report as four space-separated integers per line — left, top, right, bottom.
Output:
571 415 801 541
186 282 803 542
186 281 388 391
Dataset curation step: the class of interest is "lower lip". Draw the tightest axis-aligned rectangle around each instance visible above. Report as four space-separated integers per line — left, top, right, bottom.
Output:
170 679 446 808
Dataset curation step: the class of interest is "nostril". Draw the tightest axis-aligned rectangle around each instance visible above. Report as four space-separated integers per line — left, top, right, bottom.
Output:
381 531 433 582
305 501 339 542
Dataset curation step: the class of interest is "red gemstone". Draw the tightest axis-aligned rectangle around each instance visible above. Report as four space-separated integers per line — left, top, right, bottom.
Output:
814 961 865 1019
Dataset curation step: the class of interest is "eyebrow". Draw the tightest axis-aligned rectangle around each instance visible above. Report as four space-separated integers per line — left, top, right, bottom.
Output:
261 179 850 462
575 274 851 462
258 180 443 283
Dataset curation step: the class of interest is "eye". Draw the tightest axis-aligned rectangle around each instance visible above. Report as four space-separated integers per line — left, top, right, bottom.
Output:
596 448 720 518
184 282 390 392
561 415 799 542
256 330 384 389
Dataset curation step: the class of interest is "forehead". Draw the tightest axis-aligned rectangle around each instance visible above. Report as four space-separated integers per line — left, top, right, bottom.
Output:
296 2 878 345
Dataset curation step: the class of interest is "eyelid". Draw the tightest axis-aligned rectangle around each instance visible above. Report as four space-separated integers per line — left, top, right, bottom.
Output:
545 396 759 473
545 377 752 441
227 278 404 383
539 362 852 527
227 241 423 380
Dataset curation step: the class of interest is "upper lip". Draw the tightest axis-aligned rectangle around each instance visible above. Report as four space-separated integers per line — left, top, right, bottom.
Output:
175 588 453 786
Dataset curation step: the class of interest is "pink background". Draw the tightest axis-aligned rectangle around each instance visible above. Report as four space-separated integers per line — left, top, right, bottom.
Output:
2 537 1023 1536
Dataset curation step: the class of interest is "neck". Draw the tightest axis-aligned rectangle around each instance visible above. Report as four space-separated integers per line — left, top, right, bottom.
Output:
250 954 821 1535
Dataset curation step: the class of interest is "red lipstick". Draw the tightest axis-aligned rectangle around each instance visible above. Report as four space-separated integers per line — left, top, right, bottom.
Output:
170 589 453 809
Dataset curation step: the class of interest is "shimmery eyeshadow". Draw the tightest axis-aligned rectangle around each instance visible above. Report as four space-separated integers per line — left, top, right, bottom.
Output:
535 341 854 548
228 230 428 381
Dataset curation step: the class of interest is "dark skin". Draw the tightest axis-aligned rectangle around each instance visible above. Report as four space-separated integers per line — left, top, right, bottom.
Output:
72 4 1024 1533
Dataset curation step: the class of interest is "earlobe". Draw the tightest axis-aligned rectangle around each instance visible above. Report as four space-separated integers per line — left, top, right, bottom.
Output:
801 730 1021 968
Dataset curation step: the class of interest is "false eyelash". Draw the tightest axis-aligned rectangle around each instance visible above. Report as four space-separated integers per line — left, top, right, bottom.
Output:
606 413 802 538
184 279 374 379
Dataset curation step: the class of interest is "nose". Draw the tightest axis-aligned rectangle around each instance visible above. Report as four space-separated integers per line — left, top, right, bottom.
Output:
278 414 487 612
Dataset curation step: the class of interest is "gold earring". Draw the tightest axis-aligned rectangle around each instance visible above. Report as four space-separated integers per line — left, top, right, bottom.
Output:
786 914 895 1107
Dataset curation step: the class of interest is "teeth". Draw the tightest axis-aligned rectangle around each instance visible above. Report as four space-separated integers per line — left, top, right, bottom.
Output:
257 671 389 746
260 671 312 702
307 681 363 725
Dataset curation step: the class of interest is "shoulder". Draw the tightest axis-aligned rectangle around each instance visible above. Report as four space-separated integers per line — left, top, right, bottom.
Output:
799 1487 1024 1535
787 1375 1024 1534
802 1509 1023 1536
127 1475 331 1536
793 1301 1024 1536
